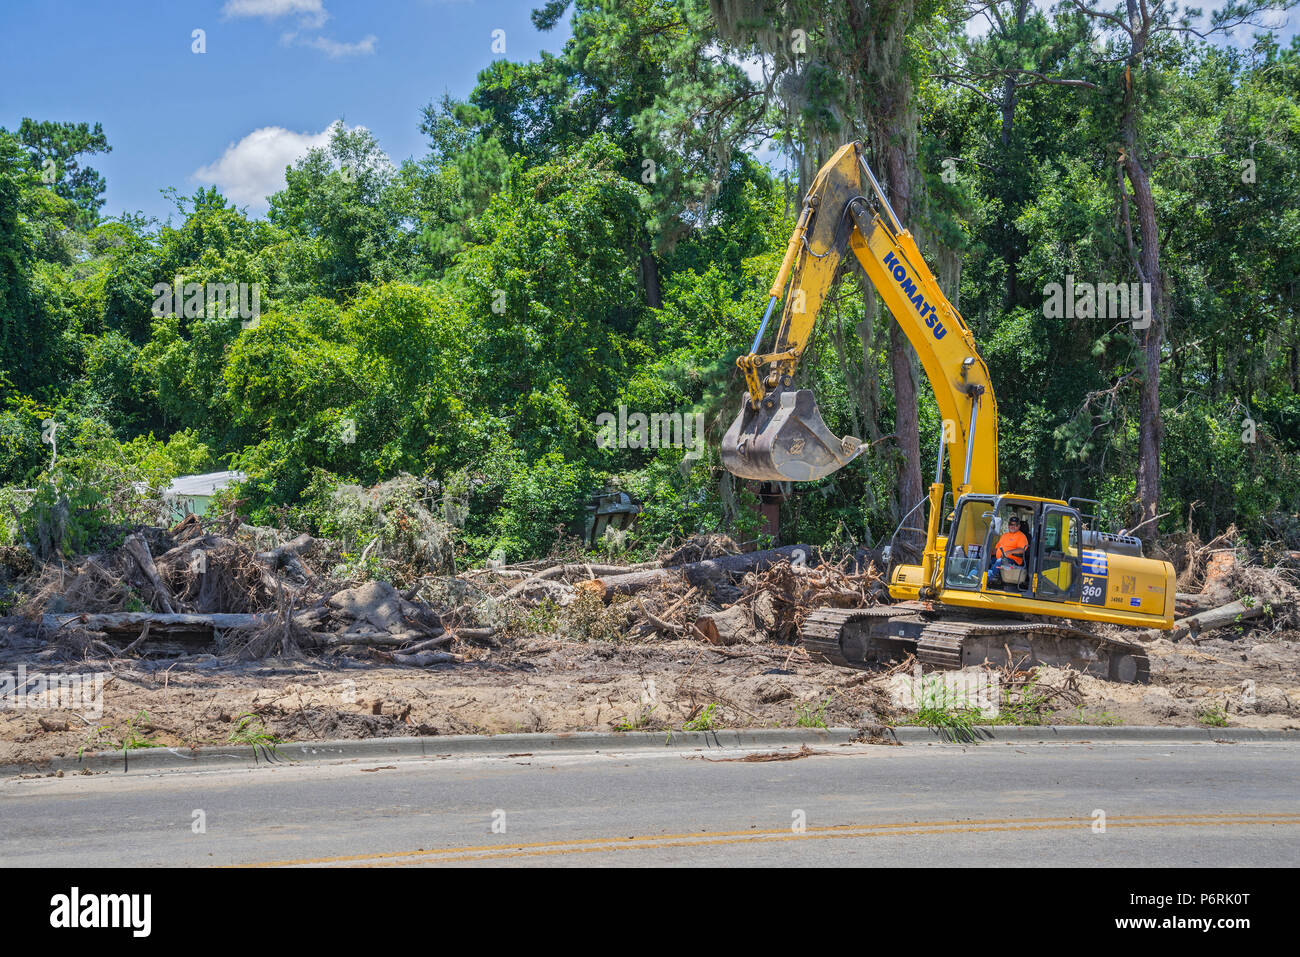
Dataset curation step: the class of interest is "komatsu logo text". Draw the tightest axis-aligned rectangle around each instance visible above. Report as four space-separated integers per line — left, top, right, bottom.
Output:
883 251 947 340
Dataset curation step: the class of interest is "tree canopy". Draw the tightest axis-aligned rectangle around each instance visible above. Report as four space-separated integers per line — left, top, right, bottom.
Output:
2 1 1298 560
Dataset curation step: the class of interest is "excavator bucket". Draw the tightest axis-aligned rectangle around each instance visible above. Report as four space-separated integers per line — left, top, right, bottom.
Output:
721 389 863 482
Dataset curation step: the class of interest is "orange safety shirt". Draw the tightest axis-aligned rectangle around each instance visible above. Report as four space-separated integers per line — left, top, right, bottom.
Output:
995 529 1028 565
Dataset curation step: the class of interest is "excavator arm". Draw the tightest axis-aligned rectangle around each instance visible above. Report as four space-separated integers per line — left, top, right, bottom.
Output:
722 142 999 500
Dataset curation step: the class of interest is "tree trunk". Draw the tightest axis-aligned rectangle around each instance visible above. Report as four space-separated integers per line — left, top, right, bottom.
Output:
1120 29 1164 539
855 306 883 444
997 1 1030 306
1000 73 1018 309
885 140 923 518
889 322 923 514
1289 308 1298 392
579 544 817 600
1000 75 1016 147
640 244 662 309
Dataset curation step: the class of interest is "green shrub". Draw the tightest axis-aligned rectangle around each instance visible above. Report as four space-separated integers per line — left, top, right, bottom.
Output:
492 452 595 559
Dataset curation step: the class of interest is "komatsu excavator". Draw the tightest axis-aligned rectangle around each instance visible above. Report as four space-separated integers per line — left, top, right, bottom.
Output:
721 142 1170 682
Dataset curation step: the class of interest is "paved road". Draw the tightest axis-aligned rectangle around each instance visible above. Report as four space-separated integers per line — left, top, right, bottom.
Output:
3 741 1298 866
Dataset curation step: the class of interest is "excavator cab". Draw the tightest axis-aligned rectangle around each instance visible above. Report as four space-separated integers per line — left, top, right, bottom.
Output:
720 386 863 482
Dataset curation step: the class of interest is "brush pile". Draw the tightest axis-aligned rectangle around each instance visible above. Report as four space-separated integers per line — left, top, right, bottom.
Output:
17 515 484 666
11 506 1294 679
468 538 885 647
1144 525 1300 643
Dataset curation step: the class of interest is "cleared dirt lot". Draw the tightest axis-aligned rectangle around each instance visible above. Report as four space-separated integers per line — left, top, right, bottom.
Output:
2 521 1297 770
3 625 1297 771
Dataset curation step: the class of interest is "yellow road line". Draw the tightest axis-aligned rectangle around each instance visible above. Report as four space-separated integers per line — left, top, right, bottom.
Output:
243 813 1300 868
364 816 1300 866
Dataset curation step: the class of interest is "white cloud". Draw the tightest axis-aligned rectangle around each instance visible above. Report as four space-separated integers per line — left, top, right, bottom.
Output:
192 124 337 212
222 0 329 28
1258 7 1294 30
224 0 377 56
283 32 378 57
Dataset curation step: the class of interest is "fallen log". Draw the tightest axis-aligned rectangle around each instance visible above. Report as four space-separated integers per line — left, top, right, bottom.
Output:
477 568 531 579
316 630 436 648
448 626 500 646
503 561 662 599
399 634 453 654
1174 600 1267 641
1175 591 1216 615
42 609 336 648
695 603 761 646
572 561 662 575
123 533 176 614
582 545 817 601
391 649 463 666
503 564 565 598
44 612 268 635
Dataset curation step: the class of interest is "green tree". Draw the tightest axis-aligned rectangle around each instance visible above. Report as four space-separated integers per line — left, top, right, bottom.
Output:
268 122 412 299
14 118 112 228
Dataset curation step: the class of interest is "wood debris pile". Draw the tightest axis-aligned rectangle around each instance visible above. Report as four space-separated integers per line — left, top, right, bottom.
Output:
471 543 885 648
731 559 883 643
1142 525 1300 644
17 516 490 667
10 511 1293 680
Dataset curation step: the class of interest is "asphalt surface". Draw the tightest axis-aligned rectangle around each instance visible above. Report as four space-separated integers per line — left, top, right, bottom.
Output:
3 741 1298 866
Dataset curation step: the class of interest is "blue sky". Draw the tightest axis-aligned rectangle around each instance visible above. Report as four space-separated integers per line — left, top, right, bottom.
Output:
0 0 573 222
0 1 1294 225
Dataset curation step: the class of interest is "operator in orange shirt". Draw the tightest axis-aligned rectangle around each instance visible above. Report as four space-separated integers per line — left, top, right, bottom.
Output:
988 515 1028 585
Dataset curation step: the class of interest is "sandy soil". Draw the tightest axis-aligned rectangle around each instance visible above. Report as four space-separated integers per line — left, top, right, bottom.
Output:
3 621 1297 770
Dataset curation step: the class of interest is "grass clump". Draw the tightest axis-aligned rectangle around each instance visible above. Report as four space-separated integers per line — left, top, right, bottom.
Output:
683 702 719 732
1196 705 1229 727
79 709 162 770
794 694 833 729
227 712 284 764
613 702 659 732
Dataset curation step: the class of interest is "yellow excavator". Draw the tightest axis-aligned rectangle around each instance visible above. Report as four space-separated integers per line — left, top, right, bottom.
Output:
721 142 1172 682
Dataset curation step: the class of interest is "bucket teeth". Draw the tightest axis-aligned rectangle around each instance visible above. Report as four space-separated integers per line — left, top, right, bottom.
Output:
721 388 862 482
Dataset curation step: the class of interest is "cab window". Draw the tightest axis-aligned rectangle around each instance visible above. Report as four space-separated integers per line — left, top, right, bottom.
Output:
944 501 992 589
1037 509 1079 599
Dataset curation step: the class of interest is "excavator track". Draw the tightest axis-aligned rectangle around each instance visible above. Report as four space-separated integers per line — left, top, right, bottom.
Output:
916 628 964 670
801 606 909 668
800 605 1150 683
